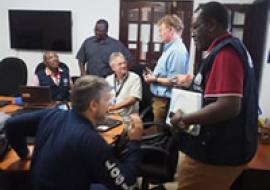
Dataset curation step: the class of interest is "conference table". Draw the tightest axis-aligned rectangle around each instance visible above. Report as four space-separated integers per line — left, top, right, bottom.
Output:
1 96 270 190
0 96 124 172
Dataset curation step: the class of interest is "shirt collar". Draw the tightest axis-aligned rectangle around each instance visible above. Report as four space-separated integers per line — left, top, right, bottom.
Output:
114 72 129 84
45 67 63 76
163 36 181 51
94 36 109 44
207 32 232 52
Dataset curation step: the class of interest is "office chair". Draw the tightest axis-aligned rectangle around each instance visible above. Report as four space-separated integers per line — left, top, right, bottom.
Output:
111 119 179 190
130 64 154 122
34 62 69 74
140 122 179 190
0 57 27 96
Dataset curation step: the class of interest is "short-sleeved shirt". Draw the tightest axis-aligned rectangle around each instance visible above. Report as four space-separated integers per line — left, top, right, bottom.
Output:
204 33 244 98
76 36 132 77
150 37 189 98
106 71 142 115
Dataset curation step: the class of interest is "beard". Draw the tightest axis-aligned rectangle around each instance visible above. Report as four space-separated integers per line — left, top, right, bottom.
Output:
95 109 107 123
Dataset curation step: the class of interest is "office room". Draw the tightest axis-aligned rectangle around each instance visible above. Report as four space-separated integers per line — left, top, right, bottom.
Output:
0 0 270 189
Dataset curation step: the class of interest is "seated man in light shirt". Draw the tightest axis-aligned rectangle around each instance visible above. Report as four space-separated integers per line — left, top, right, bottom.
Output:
32 51 72 101
106 52 142 116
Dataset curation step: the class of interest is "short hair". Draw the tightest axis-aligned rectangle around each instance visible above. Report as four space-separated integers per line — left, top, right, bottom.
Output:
71 75 111 112
109 52 126 67
43 51 58 62
195 1 229 29
157 14 184 32
96 19 109 32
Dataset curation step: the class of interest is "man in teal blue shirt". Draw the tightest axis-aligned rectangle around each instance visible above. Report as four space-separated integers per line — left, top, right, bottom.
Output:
144 14 189 123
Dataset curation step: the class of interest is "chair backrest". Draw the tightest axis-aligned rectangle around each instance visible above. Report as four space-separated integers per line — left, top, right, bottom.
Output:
130 64 154 122
140 122 179 184
34 62 69 74
0 57 27 96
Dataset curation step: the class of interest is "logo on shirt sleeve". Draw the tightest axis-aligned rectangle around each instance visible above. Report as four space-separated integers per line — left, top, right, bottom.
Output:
105 160 137 190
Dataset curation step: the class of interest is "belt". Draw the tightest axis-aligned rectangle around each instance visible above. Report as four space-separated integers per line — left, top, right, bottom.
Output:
153 96 170 101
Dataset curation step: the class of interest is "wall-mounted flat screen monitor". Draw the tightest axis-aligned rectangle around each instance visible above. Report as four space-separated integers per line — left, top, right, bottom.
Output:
8 10 72 52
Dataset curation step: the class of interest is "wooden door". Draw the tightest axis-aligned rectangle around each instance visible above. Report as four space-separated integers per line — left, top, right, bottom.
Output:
120 0 193 68
193 1 268 86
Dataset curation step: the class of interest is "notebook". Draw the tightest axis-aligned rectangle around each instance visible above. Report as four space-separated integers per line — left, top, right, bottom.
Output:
19 86 53 108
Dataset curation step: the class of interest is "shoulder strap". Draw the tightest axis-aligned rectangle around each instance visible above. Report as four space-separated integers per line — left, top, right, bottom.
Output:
192 37 251 92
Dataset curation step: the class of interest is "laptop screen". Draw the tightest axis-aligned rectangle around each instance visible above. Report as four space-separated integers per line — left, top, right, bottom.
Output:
19 86 53 105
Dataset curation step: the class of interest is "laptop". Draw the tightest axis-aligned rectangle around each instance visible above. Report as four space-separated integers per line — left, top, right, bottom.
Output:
19 86 53 108
96 117 122 132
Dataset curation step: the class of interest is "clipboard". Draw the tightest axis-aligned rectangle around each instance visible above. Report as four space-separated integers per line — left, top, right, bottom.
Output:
166 88 202 135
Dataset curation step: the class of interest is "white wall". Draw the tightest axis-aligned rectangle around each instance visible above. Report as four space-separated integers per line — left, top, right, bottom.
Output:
0 0 255 81
259 5 270 118
0 0 120 82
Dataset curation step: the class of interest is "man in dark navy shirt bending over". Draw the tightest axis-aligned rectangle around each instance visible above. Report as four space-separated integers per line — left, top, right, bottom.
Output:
6 75 143 190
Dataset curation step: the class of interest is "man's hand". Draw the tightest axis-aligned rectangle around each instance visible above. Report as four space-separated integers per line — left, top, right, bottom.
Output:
108 104 118 112
171 74 192 88
128 114 143 140
20 149 32 161
143 67 157 84
79 63 86 76
170 109 187 131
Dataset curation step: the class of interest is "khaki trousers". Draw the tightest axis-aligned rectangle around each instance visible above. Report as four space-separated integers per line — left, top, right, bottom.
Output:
177 155 245 190
152 97 170 123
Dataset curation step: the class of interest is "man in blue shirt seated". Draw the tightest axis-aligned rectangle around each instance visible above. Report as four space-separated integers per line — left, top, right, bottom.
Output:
32 51 72 101
6 75 143 190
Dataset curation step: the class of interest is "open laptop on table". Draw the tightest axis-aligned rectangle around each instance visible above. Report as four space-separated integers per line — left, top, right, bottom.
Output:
12 86 54 115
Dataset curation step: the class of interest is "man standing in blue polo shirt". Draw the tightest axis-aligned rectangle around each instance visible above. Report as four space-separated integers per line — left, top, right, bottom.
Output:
143 15 189 123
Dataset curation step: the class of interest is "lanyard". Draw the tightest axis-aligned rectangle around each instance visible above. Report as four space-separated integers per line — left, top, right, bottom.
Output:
114 73 129 98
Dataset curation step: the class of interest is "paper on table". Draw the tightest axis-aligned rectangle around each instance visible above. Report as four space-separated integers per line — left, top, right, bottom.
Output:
166 88 202 136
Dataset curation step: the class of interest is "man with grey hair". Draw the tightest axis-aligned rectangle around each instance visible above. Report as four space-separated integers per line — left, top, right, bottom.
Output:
106 52 142 116
6 75 143 190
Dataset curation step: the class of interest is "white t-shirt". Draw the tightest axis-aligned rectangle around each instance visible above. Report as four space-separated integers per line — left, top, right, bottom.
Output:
106 71 142 115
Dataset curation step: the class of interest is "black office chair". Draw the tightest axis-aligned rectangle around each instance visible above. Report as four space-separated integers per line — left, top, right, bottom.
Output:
34 62 69 74
140 122 179 190
130 64 154 122
111 119 179 190
0 57 27 96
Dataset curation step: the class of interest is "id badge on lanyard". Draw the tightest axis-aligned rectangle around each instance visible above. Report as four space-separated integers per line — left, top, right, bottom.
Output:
112 97 117 104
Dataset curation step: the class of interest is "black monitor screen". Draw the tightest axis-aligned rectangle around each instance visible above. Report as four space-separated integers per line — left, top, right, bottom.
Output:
8 10 72 52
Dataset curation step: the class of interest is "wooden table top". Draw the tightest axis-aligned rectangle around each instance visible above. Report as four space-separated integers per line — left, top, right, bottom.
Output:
0 96 124 171
0 96 21 114
248 143 270 170
1 96 270 172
